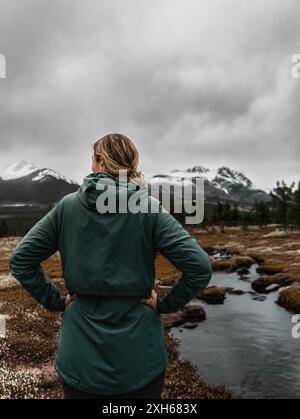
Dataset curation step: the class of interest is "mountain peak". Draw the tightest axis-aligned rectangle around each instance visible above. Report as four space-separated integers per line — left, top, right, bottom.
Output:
212 166 253 192
0 160 78 185
1 160 39 180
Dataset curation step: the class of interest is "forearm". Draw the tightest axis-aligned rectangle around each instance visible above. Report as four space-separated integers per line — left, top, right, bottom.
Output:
9 257 66 312
156 269 212 314
9 205 65 312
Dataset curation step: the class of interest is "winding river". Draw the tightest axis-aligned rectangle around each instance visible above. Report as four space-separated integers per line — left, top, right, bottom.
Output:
172 265 300 399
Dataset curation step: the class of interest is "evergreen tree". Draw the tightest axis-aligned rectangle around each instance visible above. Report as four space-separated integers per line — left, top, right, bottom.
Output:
255 201 271 226
270 180 294 228
290 182 300 228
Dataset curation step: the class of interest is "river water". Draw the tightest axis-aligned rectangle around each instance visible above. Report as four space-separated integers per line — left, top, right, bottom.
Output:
172 265 300 399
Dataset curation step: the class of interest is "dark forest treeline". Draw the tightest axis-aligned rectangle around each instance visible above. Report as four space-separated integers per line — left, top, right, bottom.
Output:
0 180 299 237
178 180 300 229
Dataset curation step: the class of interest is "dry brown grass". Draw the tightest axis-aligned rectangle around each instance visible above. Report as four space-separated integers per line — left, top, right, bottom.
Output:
277 286 300 313
198 286 226 304
3 225 300 398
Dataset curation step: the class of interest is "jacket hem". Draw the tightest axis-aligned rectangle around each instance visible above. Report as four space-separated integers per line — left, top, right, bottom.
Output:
55 360 168 396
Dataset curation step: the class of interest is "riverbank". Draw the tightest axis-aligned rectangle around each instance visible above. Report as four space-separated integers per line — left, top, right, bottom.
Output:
189 226 300 314
155 225 300 317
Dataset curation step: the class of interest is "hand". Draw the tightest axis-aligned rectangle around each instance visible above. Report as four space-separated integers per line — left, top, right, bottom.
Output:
65 293 76 308
140 290 158 312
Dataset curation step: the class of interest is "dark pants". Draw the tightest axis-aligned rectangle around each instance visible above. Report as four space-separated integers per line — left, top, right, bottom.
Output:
62 370 166 399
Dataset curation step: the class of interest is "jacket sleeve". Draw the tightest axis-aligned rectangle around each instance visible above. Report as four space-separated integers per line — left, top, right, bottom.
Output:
9 205 66 312
154 210 212 314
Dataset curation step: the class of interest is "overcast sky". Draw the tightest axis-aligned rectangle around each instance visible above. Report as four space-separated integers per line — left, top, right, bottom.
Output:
0 0 299 190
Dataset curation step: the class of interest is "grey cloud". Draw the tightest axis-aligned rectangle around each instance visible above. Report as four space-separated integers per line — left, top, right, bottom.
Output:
0 0 300 188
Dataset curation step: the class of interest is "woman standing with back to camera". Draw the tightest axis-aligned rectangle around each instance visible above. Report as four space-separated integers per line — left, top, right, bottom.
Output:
9 133 212 399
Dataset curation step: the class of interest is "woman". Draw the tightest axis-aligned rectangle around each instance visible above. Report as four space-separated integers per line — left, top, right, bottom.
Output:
9 133 212 399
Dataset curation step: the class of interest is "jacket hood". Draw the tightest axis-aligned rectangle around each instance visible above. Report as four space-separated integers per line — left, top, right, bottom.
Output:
76 172 148 212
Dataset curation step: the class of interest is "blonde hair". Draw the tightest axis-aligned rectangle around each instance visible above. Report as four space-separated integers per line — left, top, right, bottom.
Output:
93 133 143 180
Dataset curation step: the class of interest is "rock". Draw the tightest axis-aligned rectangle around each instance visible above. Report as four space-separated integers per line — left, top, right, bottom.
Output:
252 295 267 302
252 274 294 294
225 266 237 273
251 279 269 293
227 289 245 296
183 305 206 321
161 305 206 328
182 322 198 330
265 284 281 293
237 268 250 276
197 286 226 304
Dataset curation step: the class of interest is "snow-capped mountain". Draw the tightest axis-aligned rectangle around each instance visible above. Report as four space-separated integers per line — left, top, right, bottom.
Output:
1 160 39 180
0 160 270 207
211 167 252 193
0 160 79 204
149 166 270 206
0 160 78 185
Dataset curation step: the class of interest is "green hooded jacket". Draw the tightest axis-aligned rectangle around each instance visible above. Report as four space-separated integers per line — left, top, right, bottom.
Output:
9 172 212 395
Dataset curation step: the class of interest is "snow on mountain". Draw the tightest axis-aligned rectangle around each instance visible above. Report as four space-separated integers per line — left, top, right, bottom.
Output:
31 168 78 185
0 161 79 204
150 166 252 191
148 165 270 206
0 160 78 185
211 167 253 193
151 166 210 183
1 160 39 180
